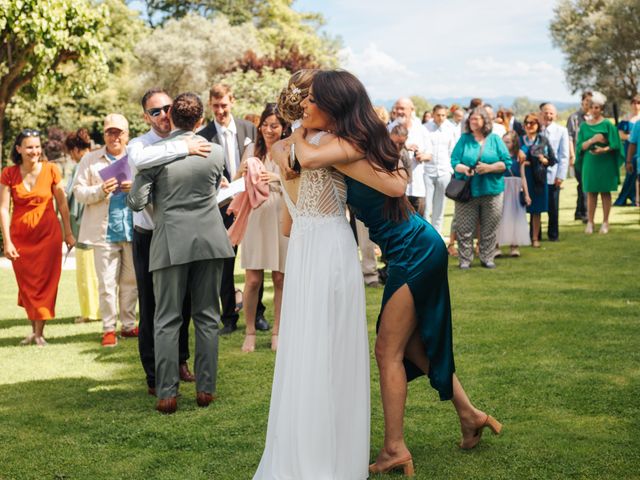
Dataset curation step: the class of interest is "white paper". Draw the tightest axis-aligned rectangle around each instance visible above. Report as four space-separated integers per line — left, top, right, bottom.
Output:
216 178 245 205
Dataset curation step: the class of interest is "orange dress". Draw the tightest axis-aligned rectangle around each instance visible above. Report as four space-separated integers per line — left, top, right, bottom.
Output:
1 163 62 319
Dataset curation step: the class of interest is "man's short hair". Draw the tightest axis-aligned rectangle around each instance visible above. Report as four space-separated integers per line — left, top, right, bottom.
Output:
209 83 233 100
141 88 169 110
432 104 447 113
170 93 204 131
581 91 593 101
390 124 409 137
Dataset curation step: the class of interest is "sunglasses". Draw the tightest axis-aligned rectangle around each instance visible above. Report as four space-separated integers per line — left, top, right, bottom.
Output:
21 128 40 137
146 105 171 117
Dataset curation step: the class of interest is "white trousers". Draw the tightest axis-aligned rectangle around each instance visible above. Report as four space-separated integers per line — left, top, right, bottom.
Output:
423 171 451 234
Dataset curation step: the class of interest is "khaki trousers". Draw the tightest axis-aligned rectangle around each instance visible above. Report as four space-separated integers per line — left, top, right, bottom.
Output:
93 242 138 332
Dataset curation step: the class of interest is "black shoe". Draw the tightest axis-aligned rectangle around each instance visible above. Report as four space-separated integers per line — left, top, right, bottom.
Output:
255 315 270 331
220 323 237 335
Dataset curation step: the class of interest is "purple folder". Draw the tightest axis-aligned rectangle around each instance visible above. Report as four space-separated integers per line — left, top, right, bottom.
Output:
98 155 131 194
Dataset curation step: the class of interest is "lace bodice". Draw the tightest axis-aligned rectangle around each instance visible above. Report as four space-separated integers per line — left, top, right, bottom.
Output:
282 132 347 219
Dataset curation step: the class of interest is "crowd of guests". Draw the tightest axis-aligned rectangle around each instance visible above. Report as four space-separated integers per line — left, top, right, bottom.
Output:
0 81 633 407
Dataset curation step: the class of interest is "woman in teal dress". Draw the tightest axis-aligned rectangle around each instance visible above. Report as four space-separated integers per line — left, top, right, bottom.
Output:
576 91 625 234
287 70 501 477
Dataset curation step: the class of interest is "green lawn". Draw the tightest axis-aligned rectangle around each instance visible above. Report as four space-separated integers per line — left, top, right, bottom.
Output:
0 177 639 480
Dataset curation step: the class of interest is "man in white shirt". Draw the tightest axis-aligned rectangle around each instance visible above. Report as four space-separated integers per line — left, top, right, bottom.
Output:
485 104 507 137
388 97 432 215
198 84 267 335
539 102 570 241
450 107 465 143
424 105 456 234
127 88 212 395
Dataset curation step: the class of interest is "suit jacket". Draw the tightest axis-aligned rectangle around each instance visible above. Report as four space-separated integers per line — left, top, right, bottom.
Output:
127 130 234 272
198 116 257 181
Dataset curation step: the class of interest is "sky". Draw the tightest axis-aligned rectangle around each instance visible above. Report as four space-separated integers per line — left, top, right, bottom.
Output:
294 0 578 103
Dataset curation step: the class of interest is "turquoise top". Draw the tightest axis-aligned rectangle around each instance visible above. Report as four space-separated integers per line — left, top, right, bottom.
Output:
105 153 133 243
451 132 512 197
346 177 455 401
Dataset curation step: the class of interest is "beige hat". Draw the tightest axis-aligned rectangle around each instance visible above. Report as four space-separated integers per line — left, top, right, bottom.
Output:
103 113 129 132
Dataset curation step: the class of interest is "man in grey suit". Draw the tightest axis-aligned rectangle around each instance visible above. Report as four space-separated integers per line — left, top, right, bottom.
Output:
199 83 269 334
128 92 234 414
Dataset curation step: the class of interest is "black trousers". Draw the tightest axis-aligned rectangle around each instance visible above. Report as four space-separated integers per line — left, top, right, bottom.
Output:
133 229 191 389
220 204 265 328
575 168 587 218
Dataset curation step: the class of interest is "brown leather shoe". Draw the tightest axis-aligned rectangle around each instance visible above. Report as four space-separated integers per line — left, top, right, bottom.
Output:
179 363 196 382
196 392 216 407
156 397 177 414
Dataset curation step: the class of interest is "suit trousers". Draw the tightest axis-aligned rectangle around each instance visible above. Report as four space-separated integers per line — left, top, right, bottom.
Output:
455 193 504 266
132 229 191 389
93 242 137 333
220 204 265 327
423 171 451 234
153 259 223 399
575 168 587 218
355 219 379 285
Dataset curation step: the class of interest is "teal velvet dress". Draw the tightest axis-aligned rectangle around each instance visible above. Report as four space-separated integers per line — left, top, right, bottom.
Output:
346 177 455 400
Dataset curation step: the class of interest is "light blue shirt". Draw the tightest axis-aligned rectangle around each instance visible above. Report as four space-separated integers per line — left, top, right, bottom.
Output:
104 153 133 243
541 122 570 184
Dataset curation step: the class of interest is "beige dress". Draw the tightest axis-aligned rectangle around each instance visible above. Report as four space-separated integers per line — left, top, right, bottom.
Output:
240 154 288 272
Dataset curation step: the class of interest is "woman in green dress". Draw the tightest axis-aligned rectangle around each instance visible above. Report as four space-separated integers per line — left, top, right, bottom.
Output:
576 91 625 234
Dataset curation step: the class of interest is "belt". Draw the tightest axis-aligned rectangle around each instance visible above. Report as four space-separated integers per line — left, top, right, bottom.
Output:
134 225 153 235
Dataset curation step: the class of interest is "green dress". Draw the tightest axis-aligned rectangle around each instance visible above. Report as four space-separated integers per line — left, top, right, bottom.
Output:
576 119 624 193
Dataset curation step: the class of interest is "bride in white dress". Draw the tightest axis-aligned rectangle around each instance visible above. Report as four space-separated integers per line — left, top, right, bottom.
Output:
253 128 370 480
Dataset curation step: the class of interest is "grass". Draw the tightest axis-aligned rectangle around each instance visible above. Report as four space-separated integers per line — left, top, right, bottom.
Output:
0 177 639 479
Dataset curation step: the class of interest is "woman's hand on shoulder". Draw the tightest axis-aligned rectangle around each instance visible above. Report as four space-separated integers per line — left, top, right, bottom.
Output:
271 138 299 180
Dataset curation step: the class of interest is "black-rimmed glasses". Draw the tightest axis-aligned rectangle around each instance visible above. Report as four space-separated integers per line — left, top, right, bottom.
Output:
146 105 171 117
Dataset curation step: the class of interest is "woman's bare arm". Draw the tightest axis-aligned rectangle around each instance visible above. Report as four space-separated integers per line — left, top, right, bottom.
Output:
335 160 407 197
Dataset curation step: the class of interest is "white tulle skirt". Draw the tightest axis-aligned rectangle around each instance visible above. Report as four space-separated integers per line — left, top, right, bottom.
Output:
253 215 370 480
497 177 531 246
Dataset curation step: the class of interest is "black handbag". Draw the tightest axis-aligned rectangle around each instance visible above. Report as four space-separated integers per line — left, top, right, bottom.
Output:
445 174 473 202
445 142 484 202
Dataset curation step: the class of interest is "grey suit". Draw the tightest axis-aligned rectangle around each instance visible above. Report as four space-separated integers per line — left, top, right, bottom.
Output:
128 130 234 400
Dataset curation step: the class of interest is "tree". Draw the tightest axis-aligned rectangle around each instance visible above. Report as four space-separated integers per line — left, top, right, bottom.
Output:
135 13 259 95
410 96 432 118
511 96 540 116
550 0 640 105
0 0 108 164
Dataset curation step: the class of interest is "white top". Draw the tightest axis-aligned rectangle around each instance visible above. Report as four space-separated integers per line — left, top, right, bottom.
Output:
215 117 240 177
540 122 570 183
126 129 189 230
449 119 463 143
388 117 432 197
424 120 455 176
492 123 507 137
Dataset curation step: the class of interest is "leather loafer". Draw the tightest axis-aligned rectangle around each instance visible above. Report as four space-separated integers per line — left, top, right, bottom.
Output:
255 315 270 331
156 397 177 414
179 363 196 382
196 392 216 407
220 323 237 335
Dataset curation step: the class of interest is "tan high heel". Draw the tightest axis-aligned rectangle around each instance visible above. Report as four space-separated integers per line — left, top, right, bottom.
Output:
369 456 415 477
460 414 502 450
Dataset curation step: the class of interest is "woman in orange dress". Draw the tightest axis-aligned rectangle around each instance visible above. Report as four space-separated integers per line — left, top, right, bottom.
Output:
0 129 75 346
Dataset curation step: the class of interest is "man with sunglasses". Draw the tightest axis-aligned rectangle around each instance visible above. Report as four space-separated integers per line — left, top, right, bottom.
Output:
126 88 212 395
198 83 270 335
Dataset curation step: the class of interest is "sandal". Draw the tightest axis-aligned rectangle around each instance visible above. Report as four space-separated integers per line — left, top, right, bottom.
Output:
234 289 243 313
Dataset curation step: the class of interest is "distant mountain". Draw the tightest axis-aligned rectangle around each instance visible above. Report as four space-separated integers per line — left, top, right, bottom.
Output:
374 96 579 113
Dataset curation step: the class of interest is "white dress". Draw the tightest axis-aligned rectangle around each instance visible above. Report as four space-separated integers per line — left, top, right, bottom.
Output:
253 133 370 480
497 176 531 246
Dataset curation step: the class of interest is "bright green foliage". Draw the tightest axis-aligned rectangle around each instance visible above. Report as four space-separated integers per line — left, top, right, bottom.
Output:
550 0 640 103
411 96 433 118
212 67 292 118
0 0 109 163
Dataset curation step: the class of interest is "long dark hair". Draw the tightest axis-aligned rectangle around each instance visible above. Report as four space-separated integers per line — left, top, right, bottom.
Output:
311 70 412 221
254 103 289 160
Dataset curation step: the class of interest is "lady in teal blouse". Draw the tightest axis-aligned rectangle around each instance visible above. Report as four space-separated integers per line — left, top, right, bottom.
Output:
451 107 512 269
285 70 501 477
